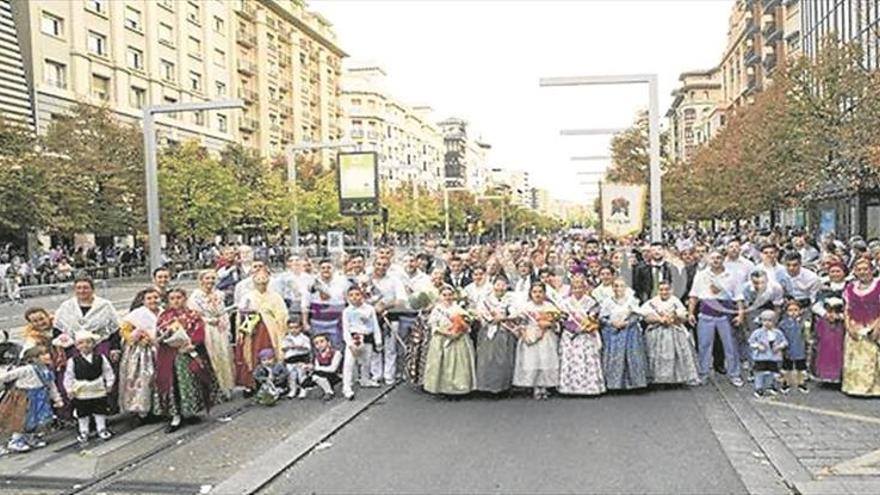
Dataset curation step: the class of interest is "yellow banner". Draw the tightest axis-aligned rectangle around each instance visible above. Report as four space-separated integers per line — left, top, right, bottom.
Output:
601 183 646 239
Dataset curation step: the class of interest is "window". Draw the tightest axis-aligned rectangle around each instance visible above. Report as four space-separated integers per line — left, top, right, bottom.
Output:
213 48 226 67
186 2 200 24
86 0 106 15
158 0 173 10
124 7 142 31
217 114 227 132
160 59 175 81
213 16 225 33
188 36 202 57
158 23 173 46
126 47 143 70
189 71 202 92
194 110 205 126
91 74 110 101
215 81 227 96
40 11 63 36
129 86 146 109
43 60 66 88
87 31 107 56
164 96 178 119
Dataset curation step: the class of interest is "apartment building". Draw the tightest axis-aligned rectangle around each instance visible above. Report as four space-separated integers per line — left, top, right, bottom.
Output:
437 117 492 194
9 0 344 156
0 0 33 127
487 167 532 209
665 69 723 163
340 63 445 191
801 0 878 70
665 0 802 160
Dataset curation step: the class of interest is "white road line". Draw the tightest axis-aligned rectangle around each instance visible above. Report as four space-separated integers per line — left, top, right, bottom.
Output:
762 400 880 426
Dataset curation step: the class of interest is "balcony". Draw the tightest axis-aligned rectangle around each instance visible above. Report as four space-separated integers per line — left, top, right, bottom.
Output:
236 29 256 47
237 60 256 75
269 97 282 107
239 118 258 131
267 41 277 52
270 123 281 133
744 46 760 66
237 88 258 102
744 16 759 37
763 20 782 43
367 130 380 140
763 51 778 71
281 130 294 142
278 105 290 117
351 129 364 138
237 1 256 19
279 54 292 67
279 30 292 44
762 0 781 14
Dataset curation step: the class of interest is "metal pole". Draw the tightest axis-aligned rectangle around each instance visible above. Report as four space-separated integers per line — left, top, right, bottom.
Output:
647 74 662 242
286 149 299 251
598 180 604 242
444 187 450 243
501 201 506 242
142 110 162 274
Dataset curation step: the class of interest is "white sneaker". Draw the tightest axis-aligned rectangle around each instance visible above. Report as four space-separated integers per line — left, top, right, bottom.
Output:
297 388 308 399
6 438 31 453
286 389 298 399
384 378 396 386
730 377 745 388
343 391 355 400
362 380 381 388
97 430 112 441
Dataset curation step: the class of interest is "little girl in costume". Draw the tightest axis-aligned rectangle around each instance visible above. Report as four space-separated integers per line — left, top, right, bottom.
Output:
0 346 63 453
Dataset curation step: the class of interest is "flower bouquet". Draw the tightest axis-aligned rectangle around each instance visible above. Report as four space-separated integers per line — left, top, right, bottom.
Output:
238 312 261 337
448 309 475 338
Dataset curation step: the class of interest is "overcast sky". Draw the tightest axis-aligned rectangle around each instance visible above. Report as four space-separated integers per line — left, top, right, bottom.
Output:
311 0 733 202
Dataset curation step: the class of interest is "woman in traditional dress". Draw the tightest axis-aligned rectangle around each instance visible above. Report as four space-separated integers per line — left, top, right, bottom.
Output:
512 283 561 400
811 260 848 384
841 258 880 396
154 288 218 433
600 278 648 391
641 280 699 386
117 288 161 418
557 276 605 396
53 276 121 412
422 285 476 395
474 275 517 394
234 269 288 392
188 270 235 399
591 265 620 305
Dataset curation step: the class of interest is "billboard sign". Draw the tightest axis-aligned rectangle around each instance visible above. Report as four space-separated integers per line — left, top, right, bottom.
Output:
337 151 379 216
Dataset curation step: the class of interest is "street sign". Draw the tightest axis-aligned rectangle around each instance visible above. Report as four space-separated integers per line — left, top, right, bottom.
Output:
327 230 344 253
337 151 379 216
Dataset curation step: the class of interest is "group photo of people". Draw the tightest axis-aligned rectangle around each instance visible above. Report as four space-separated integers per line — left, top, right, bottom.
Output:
1 228 878 456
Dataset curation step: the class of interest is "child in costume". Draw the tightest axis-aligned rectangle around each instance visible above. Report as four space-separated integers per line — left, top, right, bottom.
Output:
253 348 289 406
0 346 63 453
299 334 342 401
341 285 383 400
63 331 115 446
779 300 808 394
749 310 788 399
281 319 311 399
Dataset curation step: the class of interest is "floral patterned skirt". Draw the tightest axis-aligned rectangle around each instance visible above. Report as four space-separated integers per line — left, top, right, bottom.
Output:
842 334 880 396
558 331 605 395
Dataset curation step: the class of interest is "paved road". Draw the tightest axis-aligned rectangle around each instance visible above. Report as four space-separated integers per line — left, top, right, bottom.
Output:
262 386 747 494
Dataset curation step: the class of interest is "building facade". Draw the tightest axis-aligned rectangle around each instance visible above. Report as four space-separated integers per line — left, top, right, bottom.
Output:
665 69 723 163
0 0 33 127
801 0 879 70
9 0 344 156
487 167 531 208
340 63 444 191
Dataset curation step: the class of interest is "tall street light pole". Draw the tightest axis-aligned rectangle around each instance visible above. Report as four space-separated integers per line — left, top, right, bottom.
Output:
143 99 243 275
285 140 355 252
540 74 662 242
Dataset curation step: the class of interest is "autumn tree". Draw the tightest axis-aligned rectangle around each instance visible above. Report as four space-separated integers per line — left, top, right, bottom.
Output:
0 119 53 238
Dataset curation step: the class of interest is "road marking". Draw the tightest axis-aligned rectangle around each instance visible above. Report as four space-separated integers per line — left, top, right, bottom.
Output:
828 448 880 476
761 400 880 426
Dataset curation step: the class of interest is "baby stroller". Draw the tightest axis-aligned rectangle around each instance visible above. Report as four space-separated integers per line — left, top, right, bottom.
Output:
0 330 23 402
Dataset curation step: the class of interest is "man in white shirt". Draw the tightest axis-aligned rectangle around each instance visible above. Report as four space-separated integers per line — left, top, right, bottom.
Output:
302 259 349 349
780 251 821 320
688 249 745 387
271 255 314 316
368 256 407 385
757 244 786 286
723 239 755 290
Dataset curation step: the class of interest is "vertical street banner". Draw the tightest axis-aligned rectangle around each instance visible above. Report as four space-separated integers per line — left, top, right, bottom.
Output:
337 151 379 216
600 183 647 239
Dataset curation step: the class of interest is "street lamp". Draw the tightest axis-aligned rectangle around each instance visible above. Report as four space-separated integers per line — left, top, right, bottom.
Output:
142 99 243 274
540 73 662 242
285 140 356 251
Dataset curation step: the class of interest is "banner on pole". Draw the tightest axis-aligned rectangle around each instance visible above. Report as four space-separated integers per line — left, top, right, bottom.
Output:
601 183 647 239
337 151 379 216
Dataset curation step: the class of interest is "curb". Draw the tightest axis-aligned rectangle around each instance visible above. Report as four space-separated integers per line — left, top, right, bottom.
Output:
712 379 812 493
211 384 398 495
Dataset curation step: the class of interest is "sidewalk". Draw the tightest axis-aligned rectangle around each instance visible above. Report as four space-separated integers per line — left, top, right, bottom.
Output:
715 379 880 494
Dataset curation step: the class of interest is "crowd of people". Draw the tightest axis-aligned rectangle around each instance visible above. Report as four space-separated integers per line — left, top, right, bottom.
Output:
1 228 878 455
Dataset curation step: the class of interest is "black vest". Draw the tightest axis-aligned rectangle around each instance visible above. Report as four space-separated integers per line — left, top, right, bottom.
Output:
73 354 103 381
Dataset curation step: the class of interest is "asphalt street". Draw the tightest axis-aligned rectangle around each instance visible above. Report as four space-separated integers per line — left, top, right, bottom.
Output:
261 386 748 495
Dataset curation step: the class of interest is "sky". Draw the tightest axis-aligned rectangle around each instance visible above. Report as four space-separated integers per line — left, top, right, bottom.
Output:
310 0 734 203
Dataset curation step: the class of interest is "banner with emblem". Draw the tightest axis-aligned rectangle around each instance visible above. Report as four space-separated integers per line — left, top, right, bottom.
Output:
600 183 647 239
